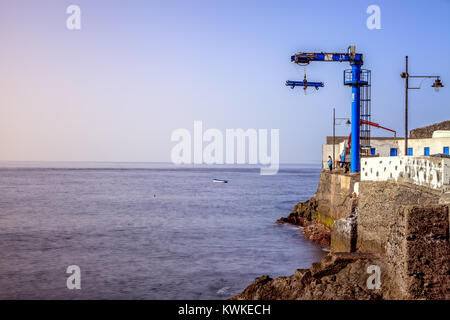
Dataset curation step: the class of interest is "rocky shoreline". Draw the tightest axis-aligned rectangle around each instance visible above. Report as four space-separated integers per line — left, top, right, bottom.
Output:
231 170 450 300
232 192 375 300
231 252 389 300
277 198 331 248
233 197 380 300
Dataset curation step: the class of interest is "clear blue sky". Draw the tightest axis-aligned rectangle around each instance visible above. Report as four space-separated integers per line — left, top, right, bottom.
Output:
0 0 449 163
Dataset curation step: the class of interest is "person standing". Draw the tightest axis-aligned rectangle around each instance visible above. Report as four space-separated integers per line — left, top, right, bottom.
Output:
327 156 333 171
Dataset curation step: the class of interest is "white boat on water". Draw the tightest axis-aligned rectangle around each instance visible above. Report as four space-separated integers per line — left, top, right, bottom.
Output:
212 179 228 183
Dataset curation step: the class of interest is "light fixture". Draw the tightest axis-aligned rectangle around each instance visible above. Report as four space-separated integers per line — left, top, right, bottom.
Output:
432 78 444 92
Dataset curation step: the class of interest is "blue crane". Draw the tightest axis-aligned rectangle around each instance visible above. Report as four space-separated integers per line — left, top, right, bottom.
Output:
289 45 369 173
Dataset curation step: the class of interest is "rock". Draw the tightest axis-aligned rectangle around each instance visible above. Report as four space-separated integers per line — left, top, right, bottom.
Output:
439 192 450 204
294 269 309 279
254 275 272 284
278 196 331 247
231 253 387 300
302 223 331 247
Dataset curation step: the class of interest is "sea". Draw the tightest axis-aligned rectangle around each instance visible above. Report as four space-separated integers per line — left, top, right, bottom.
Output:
0 162 325 299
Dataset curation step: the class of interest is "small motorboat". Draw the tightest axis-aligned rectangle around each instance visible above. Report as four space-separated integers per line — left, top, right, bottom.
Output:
212 179 228 183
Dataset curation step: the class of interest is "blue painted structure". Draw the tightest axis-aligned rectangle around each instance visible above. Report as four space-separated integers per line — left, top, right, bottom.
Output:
289 46 367 173
408 148 413 156
370 147 376 155
424 147 430 155
444 146 449 155
390 148 398 156
290 52 363 64
285 80 324 90
351 64 361 172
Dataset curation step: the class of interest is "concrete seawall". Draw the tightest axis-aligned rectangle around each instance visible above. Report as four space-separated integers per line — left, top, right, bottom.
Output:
312 171 359 225
387 205 449 299
356 181 441 255
277 171 359 247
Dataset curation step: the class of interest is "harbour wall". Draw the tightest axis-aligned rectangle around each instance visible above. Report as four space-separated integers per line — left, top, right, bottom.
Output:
311 171 359 225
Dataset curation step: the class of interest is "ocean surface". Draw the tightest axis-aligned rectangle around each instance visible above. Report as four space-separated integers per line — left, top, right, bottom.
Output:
0 162 325 299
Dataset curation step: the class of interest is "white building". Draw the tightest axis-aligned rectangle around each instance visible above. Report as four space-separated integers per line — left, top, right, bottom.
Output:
322 122 450 170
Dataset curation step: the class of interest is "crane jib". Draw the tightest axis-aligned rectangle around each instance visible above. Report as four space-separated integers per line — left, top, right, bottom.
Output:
291 53 363 64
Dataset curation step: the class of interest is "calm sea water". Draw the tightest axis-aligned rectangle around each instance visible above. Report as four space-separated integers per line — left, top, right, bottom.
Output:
0 163 325 299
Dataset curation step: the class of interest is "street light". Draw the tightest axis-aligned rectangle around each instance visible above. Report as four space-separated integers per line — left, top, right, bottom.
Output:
333 107 351 168
432 78 444 92
401 56 444 155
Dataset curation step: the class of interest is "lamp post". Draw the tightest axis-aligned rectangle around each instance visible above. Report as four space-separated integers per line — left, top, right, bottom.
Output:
401 56 444 155
333 107 351 168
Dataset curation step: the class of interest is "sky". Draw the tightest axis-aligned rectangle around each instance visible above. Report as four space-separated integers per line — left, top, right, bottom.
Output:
0 0 449 163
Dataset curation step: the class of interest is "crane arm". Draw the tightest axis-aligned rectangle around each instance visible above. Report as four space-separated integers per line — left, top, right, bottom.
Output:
291 52 363 64
347 120 396 150
361 120 396 136
291 46 363 65
292 49 364 66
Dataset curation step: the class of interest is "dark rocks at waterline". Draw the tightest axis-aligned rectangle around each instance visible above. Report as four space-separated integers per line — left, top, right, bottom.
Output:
277 198 331 247
302 223 331 248
277 198 320 226
231 252 388 300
